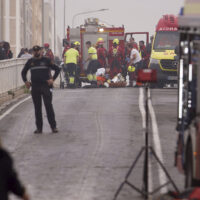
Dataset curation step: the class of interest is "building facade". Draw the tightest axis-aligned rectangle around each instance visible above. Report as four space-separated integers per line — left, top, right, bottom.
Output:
44 2 53 48
0 0 25 56
31 0 43 47
24 0 33 49
0 0 43 57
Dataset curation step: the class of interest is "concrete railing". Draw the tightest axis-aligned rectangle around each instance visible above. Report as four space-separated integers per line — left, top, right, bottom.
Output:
0 59 27 95
0 58 61 96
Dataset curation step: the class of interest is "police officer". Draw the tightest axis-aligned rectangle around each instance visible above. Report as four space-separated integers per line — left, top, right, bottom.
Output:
21 45 60 134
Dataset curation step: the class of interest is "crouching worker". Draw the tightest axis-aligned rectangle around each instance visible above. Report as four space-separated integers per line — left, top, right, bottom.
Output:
127 43 142 86
64 42 79 88
85 41 99 86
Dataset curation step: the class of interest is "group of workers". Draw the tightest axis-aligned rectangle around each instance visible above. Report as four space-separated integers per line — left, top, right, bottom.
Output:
62 36 152 88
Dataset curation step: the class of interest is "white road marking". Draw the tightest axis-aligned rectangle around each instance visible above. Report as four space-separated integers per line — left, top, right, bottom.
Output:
139 88 153 193
148 89 168 194
139 88 146 130
0 96 31 121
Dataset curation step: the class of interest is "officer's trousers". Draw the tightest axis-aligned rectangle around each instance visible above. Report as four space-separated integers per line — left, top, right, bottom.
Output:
31 85 56 130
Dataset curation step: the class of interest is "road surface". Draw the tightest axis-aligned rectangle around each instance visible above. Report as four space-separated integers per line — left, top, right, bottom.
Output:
0 88 184 200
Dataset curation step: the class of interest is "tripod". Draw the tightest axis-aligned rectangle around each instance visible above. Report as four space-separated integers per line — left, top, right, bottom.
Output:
113 85 179 200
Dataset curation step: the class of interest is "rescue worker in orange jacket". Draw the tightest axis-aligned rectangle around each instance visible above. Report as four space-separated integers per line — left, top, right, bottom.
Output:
44 43 54 62
96 38 108 68
108 38 125 79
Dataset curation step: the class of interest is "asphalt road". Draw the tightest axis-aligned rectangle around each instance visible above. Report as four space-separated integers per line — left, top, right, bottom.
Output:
0 88 184 200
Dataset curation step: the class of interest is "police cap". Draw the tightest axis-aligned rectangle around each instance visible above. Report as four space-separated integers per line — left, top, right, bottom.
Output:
32 45 41 51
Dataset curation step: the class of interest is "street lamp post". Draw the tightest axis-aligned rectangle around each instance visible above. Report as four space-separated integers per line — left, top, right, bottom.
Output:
72 8 109 28
42 0 44 45
64 0 66 38
54 0 56 55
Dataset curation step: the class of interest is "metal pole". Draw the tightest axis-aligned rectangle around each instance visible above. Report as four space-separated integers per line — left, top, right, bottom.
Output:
42 0 44 45
72 8 109 28
54 0 56 55
0 0 2 41
64 0 65 38
144 85 149 198
24 0 26 47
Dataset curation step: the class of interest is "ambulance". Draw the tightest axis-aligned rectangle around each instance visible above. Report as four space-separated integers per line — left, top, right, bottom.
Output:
149 14 179 87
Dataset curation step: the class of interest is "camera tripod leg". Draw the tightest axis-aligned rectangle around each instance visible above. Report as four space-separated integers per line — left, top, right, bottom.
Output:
113 147 145 200
150 147 180 194
125 147 145 179
143 146 149 199
113 181 125 200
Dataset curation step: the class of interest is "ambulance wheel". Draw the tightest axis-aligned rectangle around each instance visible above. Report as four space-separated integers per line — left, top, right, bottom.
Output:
185 141 195 188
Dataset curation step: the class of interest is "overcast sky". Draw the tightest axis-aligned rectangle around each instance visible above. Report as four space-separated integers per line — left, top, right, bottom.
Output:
50 0 184 42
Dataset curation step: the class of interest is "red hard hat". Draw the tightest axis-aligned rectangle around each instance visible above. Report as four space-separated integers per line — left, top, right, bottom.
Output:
44 43 49 48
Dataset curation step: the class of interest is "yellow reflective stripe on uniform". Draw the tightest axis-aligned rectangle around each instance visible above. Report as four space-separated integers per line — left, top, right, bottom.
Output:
69 77 75 84
93 74 97 81
87 74 93 81
87 74 97 81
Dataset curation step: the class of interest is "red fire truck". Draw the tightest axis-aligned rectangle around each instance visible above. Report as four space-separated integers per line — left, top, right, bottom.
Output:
66 18 125 73
175 0 200 187
65 18 149 75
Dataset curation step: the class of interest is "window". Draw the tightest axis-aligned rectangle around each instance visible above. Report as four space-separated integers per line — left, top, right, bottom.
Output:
153 31 179 50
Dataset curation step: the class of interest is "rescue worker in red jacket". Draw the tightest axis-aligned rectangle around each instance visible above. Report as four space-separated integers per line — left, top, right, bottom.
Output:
96 37 108 68
108 38 124 79
139 40 149 68
44 43 54 62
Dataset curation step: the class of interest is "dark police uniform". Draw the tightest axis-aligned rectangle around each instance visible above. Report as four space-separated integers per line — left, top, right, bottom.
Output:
21 56 60 133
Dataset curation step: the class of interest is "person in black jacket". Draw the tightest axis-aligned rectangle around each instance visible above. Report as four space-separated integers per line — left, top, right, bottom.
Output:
0 41 6 60
0 140 29 200
3 42 13 59
21 45 60 134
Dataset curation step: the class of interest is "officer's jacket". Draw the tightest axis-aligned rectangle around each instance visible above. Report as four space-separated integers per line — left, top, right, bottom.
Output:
21 56 60 87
